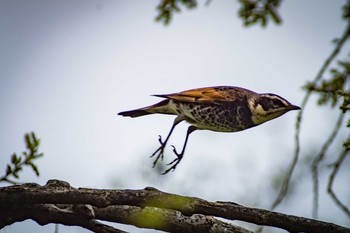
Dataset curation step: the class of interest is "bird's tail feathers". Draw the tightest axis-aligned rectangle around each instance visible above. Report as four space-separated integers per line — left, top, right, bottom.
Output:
118 109 151 118
118 99 170 118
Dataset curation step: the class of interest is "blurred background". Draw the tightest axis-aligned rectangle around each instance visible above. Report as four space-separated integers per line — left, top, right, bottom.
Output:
1 0 349 232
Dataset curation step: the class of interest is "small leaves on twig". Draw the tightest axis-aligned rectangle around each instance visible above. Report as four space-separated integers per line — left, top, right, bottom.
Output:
238 0 282 27
0 132 43 184
342 0 350 19
155 0 283 27
305 58 350 148
155 0 197 25
305 60 350 108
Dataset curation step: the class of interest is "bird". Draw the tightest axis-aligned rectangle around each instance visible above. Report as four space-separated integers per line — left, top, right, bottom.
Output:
118 86 301 174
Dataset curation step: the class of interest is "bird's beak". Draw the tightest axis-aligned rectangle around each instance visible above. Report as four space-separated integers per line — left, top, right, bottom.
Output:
290 105 301 110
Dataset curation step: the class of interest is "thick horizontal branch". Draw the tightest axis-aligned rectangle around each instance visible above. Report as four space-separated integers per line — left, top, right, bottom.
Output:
1 180 349 233
0 180 250 233
2 204 126 233
1 203 248 233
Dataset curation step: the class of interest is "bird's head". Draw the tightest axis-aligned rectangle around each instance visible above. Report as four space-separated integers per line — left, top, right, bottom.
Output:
248 93 301 125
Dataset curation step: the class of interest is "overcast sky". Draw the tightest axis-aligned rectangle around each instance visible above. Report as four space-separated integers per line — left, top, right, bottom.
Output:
1 1 349 232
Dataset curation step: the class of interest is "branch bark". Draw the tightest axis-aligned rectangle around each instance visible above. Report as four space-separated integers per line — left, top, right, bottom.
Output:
1 180 349 233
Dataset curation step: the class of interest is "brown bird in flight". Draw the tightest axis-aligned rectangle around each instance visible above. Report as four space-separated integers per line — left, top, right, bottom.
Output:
118 86 301 174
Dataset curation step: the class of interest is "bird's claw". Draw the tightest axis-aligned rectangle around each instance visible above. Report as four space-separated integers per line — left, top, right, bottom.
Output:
161 145 183 174
150 135 166 167
170 145 181 157
157 135 164 144
162 157 181 174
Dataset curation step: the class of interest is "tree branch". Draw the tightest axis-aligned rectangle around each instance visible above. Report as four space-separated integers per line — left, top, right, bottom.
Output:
1 180 349 233
2 204 126 233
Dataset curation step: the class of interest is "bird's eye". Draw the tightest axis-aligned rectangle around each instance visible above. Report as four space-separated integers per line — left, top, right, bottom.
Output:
272 99 284 107
257 98 271 111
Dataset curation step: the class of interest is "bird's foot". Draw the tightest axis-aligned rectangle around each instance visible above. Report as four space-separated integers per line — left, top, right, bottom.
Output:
150 135 166 167
162 145 183 174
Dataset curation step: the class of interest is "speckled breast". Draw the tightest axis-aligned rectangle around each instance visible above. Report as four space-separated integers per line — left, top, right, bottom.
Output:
174 101 255 132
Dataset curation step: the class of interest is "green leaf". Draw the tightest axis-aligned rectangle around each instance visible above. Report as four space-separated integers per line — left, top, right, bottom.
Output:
25 133 31 149
32 132 40 147
14 165 22 172
28 162 40 176
13 170 19 179
11 153 18 164
6 165 12 176
34 152 44 158
267 4 282 24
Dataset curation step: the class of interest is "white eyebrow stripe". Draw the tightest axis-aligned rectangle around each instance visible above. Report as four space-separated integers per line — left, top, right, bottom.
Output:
260 94 289 106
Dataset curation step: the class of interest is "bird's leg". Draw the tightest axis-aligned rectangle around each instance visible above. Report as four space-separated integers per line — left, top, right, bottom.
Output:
151 116 184 167
163 126 197 174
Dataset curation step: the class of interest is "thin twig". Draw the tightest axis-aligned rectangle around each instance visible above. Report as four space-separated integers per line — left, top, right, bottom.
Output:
0 177 19 185
327 148 350 218
270 18 350 211
311 112 345 219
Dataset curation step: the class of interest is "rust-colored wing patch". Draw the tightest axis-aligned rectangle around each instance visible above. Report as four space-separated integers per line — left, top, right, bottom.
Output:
154 87 237 102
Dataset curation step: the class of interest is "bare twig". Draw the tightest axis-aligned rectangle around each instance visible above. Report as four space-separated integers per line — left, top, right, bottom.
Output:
327 149 350 218
312 112 345 219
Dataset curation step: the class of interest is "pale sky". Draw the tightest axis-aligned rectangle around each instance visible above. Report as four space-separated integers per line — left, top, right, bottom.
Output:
1 1 349 232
